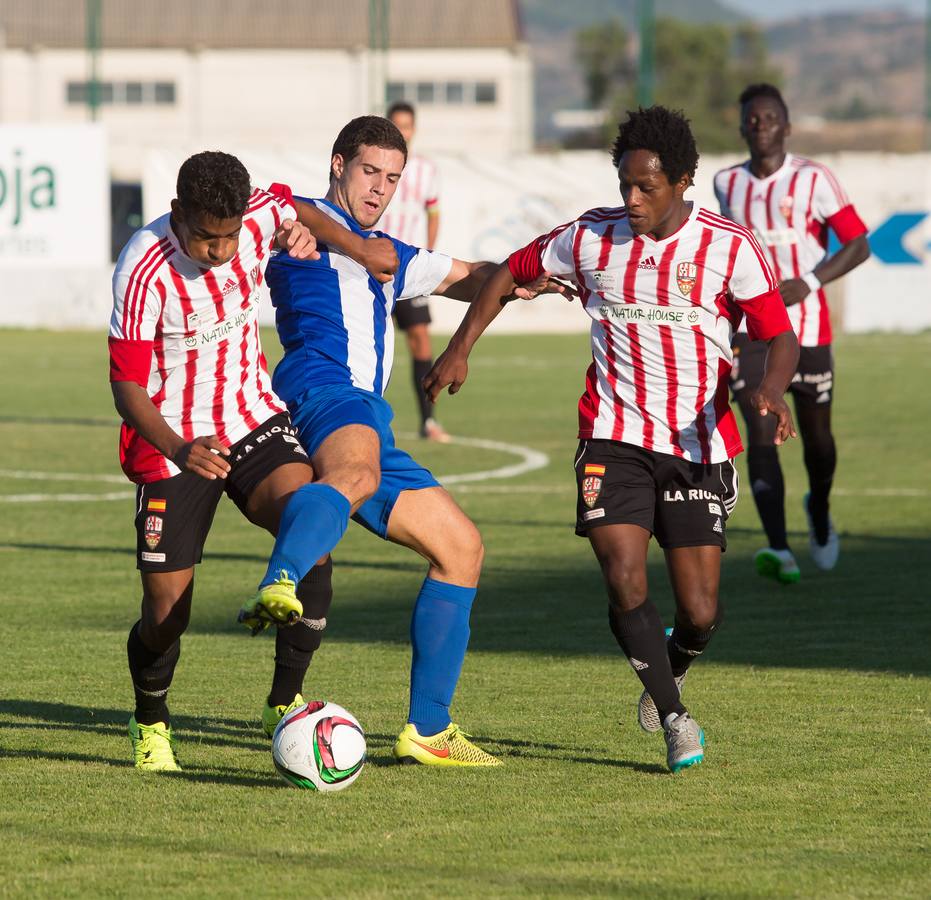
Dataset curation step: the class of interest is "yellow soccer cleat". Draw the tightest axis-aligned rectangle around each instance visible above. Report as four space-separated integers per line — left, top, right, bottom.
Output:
261 693 306 739
238 570 303 635
128 716 181 772
393 722 501 767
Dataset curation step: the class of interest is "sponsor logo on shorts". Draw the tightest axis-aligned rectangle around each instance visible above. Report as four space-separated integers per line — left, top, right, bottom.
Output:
629 657 649 671
712 517 723 534
293 445 308 456
708 502 722 515
582 476 603 508
816 391 830 404
144 515 163 550
141 551 166 563
676 261 697 295
583 508 605 521
147 498 167 512
665 489 720 503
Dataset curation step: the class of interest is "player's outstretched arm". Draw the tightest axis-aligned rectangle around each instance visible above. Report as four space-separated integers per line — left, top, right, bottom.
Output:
424 263 575 400
293 200 398 283
111 381 231 480
750 329 800 446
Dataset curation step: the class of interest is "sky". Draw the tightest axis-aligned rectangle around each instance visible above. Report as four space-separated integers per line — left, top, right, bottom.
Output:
724 0 925 18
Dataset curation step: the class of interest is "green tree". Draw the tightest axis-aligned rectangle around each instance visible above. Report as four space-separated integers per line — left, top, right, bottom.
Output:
575 19 633 108
575 17 781 153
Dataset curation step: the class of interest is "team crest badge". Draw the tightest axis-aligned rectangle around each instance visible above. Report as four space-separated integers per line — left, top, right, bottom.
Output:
582 463 606 508
582 477 603 509
778 195 794 218
144 515 163 550
676 262 697 296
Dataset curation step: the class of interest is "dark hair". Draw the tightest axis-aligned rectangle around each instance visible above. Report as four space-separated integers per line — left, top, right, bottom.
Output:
176 151 251 219
330 116 408 180
739 82 789 119
387 101 416 120
611 106 699 185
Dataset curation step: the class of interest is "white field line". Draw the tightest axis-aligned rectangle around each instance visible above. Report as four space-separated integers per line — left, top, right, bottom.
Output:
395 432 550 485
2 461 926 502
0 434 551 502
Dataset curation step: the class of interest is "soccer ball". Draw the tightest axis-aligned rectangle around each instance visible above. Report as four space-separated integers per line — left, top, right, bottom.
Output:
271 701 366 792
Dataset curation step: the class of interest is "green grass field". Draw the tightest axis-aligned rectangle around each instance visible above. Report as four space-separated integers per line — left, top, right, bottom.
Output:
1 328 929 898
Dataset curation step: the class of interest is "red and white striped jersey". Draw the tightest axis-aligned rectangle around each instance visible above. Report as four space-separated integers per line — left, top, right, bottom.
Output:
108 186 296 483
508 204 792 464
713 154 867 346
378 154 439 246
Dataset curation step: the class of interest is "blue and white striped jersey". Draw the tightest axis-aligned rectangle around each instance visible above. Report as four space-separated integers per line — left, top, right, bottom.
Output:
267 198 453 403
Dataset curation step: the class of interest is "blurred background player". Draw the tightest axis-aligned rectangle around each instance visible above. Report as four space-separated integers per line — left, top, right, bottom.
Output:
109 151 394 771
425 106 799 773
714 83 870 585
379 101 449 442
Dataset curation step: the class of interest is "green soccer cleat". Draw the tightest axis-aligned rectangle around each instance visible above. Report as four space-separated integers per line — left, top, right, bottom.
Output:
238 570 303 635
663 712 705 773
261 693 306 739
128 716 181 772
754 548 801 584
393 722 501 767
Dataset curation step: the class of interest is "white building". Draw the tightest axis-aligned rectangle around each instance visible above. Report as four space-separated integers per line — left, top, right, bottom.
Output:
0 0 533 182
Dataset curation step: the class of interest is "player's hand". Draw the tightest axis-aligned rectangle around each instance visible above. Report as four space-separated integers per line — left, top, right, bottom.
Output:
173 435 232 480
778 278 810 307
276 220 320 261
360 236 399 283
422 348 469 402
510 270 579 303
749 388 798 445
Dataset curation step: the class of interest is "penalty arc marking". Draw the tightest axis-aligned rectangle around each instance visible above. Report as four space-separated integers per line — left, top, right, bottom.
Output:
0 435 551 503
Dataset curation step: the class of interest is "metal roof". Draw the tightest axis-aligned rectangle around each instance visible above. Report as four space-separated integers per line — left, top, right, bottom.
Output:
0 0 522 50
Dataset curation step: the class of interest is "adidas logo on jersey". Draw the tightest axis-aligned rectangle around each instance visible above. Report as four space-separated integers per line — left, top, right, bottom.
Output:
637 255 658 270
222 277 240 296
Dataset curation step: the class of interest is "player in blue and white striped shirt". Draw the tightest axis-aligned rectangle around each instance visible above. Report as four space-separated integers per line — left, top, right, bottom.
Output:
241 116 562 766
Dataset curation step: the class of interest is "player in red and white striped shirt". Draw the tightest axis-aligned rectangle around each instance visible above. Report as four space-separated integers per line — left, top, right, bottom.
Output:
109 151 397 771
713 83 870 582
425 107 800 772
380 102 450 442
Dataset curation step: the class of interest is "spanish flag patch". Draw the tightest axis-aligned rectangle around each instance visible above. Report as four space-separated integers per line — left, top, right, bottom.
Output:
583 464 606 476
147 498 167 512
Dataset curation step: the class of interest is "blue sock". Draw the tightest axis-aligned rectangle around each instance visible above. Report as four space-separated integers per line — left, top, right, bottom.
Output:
261 484 351 587
408 578 476 736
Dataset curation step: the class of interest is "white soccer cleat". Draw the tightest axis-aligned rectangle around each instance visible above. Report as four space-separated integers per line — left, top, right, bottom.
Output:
804 494 839 571
754 547 801 584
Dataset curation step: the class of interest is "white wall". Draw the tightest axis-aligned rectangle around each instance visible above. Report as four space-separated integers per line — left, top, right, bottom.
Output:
0 44 532 180
1 140 928 336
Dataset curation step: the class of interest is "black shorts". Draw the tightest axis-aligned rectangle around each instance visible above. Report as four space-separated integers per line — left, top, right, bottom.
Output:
393 295 432 330
730 333 834 405
574 440 739 550
133 413 311 572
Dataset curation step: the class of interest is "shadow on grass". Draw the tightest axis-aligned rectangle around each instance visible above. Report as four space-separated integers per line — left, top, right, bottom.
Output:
3 526 929 677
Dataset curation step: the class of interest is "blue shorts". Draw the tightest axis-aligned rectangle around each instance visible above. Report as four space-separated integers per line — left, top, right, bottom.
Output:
287 383 439 539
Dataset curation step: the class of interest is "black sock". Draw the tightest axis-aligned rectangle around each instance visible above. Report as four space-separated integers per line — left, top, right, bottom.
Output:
269 558 333 707
413 358 434 426
804 435 836 545
667 609 723 678
608 599 686 723
747 445 788 550
127 623 180 726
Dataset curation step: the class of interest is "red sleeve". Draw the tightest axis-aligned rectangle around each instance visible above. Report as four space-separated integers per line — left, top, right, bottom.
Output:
741 289 792 342
826 204 868 244
109 337 153 387
507 236 547 284
267 181 296 211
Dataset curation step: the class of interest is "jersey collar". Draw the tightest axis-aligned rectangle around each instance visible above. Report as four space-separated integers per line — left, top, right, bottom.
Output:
745 152 794 185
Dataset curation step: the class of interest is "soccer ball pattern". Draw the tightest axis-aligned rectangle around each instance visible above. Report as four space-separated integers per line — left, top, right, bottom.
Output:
271 701 366 792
